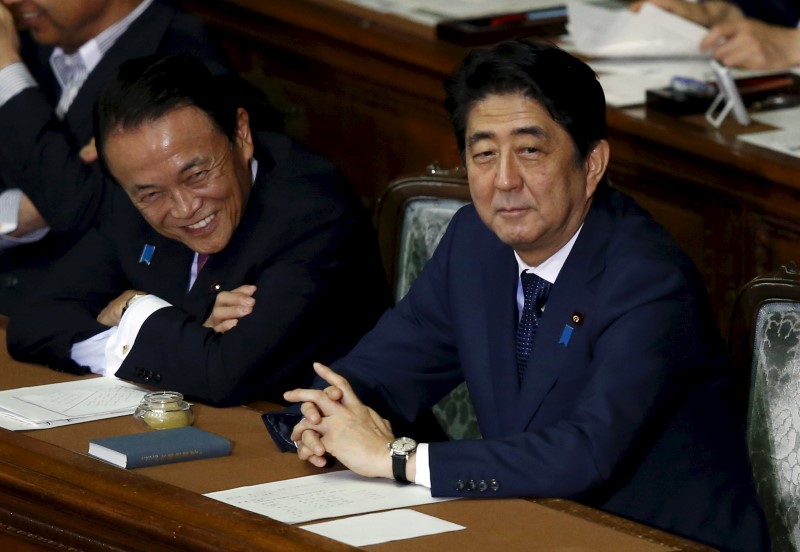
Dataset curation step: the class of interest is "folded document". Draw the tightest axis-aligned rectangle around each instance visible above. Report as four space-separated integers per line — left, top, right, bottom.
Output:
0 377 149 431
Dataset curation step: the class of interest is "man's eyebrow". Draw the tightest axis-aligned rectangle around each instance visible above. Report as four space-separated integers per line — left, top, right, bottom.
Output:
178 156 207 174
467 131 494 147
132 183 157 194
467 125 548 147
512 125 547 139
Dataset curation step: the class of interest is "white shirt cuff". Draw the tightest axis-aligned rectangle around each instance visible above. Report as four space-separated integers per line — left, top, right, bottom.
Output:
0 62 37 106
104 295 170 376
0 189 51 248
0 189 21 234
71 327 116 375
413 443 431 488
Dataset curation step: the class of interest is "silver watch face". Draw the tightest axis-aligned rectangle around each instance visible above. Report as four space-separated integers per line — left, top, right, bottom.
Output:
390 436 417 453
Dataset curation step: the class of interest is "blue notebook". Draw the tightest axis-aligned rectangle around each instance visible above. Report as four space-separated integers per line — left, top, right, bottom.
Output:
88 426 231 469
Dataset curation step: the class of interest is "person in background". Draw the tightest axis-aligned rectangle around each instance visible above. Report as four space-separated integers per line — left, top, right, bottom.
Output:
632 0 800 69
7 53 391 407
0 0 231 315
269 39 768 552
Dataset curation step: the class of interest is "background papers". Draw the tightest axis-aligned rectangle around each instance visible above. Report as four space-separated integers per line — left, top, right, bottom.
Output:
0 377 149 430
205 470 456 524
568 1 707 58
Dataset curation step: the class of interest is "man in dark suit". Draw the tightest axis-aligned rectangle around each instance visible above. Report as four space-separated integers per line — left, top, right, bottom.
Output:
273 40 769 551
0 0 230 314
633 0 800 69
7 53 391 407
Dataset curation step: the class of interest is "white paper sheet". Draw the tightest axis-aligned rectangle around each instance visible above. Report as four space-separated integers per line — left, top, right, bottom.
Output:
301 509 465 546
738 129 800 158
0 377 149 430
751 106 800 129
343 0 564 26
205 470 456 524
568 1 708 58
598 72 672 107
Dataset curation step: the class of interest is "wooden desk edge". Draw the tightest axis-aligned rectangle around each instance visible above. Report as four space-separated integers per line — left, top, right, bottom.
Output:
0 428 354 551
533 499 715 551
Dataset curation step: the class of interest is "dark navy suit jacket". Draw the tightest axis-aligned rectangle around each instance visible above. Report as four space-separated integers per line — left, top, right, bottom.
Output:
311 189 767 552
734 0 799 26
7 132 391 407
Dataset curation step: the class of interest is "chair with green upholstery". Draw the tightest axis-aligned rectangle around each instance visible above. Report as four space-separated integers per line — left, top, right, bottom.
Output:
375 170 481 441
733 263 800 552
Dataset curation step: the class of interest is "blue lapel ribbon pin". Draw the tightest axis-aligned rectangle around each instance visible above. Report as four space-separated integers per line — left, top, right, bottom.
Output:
559 325 573 347
139 244 155 265
559 312 584 347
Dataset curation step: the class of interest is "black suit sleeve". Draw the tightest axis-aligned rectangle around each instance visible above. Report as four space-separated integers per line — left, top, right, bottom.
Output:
6 225 127 372
0 88 110 234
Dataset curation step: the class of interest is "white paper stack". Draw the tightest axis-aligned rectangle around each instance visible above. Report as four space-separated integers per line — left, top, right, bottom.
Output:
0 378 149 430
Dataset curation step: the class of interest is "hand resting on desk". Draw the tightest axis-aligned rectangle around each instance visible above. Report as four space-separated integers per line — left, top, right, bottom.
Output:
285 362 399 479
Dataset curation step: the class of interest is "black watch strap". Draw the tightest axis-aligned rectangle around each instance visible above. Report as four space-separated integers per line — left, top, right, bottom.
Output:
392 452 410 484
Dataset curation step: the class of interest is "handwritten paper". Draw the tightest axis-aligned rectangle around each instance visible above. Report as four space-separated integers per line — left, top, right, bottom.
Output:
0 377 149 430
205 470 456 524
301 509 465 546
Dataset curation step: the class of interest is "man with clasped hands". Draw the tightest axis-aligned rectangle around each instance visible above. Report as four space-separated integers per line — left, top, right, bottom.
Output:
270 40 768 552
7 54 390 407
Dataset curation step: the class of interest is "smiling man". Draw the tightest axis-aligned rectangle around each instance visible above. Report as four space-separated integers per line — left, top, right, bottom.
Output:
6 53 391 407
269 40 768 551
0 0 231 315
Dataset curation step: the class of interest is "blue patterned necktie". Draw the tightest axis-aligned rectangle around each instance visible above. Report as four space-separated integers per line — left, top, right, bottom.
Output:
516 272 552 383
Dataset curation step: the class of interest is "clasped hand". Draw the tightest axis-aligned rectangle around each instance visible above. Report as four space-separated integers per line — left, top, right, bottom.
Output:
284 362 395 479
97 284 256 332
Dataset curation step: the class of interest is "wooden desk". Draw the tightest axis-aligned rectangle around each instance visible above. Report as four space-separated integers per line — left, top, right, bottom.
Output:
0 320 712 551
178 0 800 335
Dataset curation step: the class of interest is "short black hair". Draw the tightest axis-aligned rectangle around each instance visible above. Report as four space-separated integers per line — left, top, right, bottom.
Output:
444 39 607 162
95 53 238 159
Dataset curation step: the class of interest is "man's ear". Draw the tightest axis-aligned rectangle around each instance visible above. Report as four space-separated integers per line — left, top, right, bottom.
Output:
235 107 254 160
584 139 610 199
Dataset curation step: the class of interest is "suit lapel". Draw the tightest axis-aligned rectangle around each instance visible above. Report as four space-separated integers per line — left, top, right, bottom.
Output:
476 240 519 436
513 194 612 429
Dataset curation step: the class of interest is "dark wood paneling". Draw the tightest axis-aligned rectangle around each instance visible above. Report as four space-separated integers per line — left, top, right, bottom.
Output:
177 0 800 334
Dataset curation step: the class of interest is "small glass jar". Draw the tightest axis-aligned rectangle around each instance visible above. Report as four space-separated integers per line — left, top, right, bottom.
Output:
133 391 193 430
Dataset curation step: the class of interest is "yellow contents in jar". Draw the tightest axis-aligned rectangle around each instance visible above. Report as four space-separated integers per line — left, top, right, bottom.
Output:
142 408 192 429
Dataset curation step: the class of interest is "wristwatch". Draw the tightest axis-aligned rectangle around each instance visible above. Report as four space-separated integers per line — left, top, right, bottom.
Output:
121 293 145 316
388 436 417 484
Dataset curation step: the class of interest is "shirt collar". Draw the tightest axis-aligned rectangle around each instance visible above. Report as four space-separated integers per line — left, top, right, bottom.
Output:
49 0 153 83
514 224 583 285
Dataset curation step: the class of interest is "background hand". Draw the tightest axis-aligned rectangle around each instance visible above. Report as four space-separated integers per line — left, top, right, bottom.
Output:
629 0 743 27
80 138 98 164
9 194 47 237
702 20 800 69
203 284 256 333
0 3 21 69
